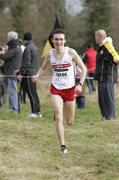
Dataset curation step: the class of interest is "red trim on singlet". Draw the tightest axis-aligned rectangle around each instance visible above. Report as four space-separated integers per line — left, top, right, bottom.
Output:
52 63 71 69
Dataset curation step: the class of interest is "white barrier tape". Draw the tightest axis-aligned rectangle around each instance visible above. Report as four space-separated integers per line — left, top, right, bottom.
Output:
0 74 94 80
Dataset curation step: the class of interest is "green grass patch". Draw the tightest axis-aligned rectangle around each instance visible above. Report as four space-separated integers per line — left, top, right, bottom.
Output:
0 93 119 180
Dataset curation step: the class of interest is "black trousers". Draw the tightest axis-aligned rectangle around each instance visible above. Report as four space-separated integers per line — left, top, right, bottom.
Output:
98 82 115 119
20 80 27 104
22 77 40 114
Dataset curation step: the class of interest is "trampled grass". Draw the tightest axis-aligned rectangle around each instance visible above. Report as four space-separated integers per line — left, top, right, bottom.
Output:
0 90 119 180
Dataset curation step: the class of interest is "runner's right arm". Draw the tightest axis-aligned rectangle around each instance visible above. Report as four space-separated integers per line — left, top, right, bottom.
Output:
32 53 50 82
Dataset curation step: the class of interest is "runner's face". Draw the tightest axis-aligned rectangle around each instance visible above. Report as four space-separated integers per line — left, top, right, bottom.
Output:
52 33 66 49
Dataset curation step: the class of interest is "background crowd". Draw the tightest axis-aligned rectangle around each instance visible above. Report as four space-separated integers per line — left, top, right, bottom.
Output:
0 31 41 118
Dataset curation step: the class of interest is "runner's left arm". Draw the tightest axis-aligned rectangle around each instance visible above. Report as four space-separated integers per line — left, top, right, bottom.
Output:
69 48 87 85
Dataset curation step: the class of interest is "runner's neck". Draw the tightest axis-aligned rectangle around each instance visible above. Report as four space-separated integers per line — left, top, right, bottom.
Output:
54 48 65 60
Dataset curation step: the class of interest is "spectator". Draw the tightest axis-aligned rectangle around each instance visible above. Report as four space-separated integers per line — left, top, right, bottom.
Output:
18 32 41 118
94 29 119 120
0 31 22 112
82 43 96 93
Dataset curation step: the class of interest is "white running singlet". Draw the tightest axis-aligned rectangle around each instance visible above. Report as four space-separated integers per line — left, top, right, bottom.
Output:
49 47 75 90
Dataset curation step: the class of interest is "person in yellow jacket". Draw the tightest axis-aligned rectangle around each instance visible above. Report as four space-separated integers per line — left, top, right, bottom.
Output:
94 29 119 120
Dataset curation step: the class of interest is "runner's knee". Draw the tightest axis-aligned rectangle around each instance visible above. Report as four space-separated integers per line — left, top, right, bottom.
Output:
54 112 63 122
67 121 73 126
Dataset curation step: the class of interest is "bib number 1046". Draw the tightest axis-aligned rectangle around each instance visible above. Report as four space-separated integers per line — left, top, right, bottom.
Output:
56 72 67 77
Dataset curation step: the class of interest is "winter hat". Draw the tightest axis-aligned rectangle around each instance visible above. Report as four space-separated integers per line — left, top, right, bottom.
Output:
7 31 18 41
23 32 32 41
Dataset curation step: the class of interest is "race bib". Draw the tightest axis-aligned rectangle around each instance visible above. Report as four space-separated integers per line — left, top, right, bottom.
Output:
55 72 69 82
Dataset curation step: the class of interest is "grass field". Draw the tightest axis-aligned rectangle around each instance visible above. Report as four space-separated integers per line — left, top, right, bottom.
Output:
0 86 119 180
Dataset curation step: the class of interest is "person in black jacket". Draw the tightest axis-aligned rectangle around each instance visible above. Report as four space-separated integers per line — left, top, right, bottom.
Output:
94 29 119 120
0 31 22 112
18 32 41 118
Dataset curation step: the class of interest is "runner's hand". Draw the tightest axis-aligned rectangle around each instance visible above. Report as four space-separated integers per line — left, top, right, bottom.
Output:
32 74 39 83
75 84 82 95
